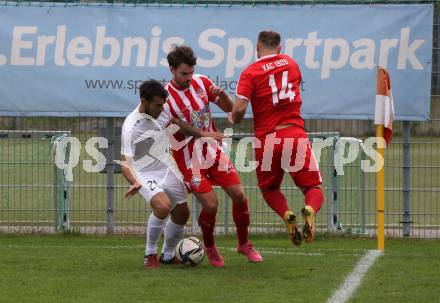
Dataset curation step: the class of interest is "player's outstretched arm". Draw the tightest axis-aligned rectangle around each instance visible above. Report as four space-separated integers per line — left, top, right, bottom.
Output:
230 97 249 124
170 117 224 141
120 155 142 198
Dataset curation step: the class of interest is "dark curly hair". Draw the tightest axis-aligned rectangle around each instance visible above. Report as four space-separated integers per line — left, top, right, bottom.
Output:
167 45 197 68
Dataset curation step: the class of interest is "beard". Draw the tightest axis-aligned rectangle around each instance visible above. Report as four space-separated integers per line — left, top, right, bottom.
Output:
174 79 191 89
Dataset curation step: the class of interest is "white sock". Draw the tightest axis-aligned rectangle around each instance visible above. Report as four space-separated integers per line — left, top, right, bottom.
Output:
145 213 167 256
161 218 185 261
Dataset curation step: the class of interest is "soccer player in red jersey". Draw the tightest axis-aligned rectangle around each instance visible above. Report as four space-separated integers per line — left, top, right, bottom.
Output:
231 30 325 245
164 45 262 266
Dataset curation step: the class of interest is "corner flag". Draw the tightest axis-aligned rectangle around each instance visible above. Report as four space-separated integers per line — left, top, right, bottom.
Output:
374 67 394 251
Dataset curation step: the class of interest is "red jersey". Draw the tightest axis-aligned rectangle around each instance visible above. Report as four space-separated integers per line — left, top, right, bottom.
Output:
165 74 220 170
236 54 304 138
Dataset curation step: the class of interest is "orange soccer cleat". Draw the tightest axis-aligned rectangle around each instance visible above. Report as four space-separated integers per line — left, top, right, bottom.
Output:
301 206 315 243
284 210 302 246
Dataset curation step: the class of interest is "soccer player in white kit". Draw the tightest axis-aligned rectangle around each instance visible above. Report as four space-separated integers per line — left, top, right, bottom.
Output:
120 79 223 269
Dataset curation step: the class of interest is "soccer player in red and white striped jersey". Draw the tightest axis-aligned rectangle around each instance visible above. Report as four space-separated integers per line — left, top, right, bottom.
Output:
231 30 325 245
165 46 262 267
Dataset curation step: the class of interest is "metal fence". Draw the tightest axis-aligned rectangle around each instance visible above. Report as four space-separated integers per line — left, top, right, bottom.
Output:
1 0 440 238
1 115 439 238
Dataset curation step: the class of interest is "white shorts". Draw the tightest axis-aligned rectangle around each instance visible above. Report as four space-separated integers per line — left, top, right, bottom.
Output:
137 169 187 210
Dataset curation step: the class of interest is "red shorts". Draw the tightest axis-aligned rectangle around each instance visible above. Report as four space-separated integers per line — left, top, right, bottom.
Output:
181 153 241 193
255 126 322 191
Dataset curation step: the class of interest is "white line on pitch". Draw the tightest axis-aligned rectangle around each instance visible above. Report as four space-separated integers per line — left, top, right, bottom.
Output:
327 249 383 303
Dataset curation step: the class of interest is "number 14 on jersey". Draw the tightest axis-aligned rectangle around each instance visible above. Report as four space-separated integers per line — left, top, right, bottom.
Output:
268 71 296 105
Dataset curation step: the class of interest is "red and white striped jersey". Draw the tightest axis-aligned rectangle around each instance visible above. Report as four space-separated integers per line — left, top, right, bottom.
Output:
165 74 220 170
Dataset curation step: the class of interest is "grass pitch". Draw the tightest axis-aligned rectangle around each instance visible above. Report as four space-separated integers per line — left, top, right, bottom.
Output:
1 234 439 303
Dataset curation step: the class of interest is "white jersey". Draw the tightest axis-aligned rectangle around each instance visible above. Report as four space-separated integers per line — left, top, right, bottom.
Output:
121 104 187 205
121 104 172 174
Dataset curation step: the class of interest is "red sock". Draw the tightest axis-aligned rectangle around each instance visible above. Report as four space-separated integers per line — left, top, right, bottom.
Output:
198 208 217 248
305 187 324 214
262 190 289 219
232 199 250 245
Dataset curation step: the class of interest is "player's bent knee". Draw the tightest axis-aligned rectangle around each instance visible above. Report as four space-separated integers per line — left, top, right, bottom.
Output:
231 190 246 204
203 202 218 214
195 192 218 214
225 185 246 203
150 193 172 219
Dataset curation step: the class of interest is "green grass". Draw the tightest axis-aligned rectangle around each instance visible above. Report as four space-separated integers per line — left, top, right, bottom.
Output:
0 234 439 303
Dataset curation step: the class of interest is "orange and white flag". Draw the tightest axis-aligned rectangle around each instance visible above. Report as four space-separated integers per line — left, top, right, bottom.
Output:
374 67 394 145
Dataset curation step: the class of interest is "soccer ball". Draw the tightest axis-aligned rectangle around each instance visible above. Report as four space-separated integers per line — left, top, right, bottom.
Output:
175 237 205 266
